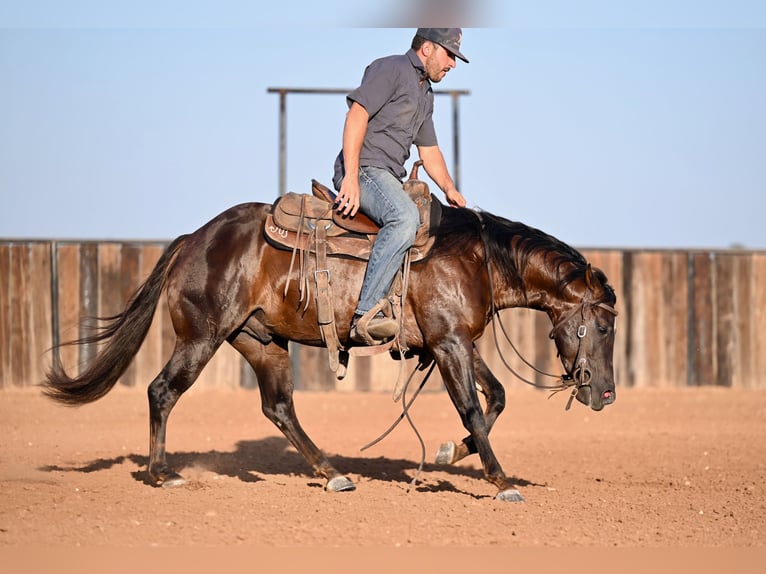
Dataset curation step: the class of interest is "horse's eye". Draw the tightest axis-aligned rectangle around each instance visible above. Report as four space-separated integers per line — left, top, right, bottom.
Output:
597 325 609 335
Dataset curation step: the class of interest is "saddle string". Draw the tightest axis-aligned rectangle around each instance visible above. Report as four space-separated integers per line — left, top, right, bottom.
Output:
301 232 311 311
284 195 306 298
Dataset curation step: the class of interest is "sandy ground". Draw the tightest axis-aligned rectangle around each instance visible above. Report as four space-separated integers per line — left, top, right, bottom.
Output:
1 383 764 561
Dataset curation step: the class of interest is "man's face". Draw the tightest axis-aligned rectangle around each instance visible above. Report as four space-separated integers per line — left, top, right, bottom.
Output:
425 42 457 83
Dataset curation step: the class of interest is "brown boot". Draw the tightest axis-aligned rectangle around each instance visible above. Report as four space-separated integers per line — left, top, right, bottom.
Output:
349 312 398 345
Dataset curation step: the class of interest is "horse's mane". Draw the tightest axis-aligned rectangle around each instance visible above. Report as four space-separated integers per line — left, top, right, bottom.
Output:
434 207 615 302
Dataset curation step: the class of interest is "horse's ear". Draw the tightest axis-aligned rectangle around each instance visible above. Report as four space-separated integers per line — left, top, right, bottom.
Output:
585 263 595 291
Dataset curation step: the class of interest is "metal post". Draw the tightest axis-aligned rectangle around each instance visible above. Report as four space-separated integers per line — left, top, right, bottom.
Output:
451 91 461 191
278 90 287 196
50 241 60 371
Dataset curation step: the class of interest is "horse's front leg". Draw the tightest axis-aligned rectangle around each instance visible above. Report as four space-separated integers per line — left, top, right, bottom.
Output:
432 340 522 502
435 345 506 466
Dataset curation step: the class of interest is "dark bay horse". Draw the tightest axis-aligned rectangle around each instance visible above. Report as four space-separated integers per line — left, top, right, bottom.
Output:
44 199 617 501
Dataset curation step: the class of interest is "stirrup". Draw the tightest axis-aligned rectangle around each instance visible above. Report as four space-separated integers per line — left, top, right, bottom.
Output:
350 301 399 345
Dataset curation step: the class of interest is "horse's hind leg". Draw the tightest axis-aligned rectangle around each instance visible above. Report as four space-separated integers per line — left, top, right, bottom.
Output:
435 346 506 465
147 340 218 487
230 332 355 492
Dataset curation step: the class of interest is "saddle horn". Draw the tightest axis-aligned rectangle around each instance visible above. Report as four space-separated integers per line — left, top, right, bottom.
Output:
408 160 424 181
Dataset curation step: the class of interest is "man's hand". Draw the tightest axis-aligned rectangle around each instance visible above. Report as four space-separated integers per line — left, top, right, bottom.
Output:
444 187 467 208
334 177 361 217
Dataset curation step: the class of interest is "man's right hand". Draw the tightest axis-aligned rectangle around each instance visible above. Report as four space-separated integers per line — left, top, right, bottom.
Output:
334 177 361 217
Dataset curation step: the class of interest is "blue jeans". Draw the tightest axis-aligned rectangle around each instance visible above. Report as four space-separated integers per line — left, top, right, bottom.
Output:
340 166 420 316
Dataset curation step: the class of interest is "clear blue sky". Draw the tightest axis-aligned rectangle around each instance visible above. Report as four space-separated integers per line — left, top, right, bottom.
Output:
1 1 765 249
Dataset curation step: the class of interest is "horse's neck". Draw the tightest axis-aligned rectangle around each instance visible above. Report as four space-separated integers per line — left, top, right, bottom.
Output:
493 261 580 318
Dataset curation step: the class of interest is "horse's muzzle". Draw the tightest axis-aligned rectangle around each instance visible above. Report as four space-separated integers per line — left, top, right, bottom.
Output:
578 385 616 411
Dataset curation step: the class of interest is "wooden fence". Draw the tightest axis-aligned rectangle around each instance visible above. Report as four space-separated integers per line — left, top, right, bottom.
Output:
1 240 764 391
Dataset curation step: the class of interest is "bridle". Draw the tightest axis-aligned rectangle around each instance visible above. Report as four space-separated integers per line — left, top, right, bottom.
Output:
477 212 618 410
546 299 618 409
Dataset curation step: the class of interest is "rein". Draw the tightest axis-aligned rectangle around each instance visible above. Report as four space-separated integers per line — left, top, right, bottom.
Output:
476 212 617 410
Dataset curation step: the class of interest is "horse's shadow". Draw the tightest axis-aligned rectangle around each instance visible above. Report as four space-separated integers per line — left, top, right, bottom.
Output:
40 436 542 498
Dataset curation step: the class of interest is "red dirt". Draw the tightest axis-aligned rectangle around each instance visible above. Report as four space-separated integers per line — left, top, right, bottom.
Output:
1 384 764 552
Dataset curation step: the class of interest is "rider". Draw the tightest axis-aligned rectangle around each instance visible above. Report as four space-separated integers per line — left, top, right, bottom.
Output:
332 28 469 345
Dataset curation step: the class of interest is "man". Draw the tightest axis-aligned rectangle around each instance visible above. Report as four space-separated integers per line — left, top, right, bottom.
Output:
333 28 469 345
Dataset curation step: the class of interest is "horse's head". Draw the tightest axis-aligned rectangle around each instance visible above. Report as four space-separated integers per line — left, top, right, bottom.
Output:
549 264 618 412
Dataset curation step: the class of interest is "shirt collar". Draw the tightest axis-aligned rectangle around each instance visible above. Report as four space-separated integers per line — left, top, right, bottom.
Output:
406 48 428 83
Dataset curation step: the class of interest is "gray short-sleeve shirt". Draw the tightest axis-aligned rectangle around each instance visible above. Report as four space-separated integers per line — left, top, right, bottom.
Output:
333 49 437 188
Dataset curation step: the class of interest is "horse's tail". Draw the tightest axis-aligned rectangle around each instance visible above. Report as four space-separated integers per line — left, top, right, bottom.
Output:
43 235 189 406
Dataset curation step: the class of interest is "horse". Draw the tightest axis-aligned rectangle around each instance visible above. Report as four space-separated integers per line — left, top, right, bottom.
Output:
43 191 617 502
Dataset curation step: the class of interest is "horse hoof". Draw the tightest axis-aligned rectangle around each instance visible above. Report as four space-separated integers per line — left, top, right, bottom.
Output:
434 441 455 465
326 475 356 492
495 488 525 502
159 473 187 488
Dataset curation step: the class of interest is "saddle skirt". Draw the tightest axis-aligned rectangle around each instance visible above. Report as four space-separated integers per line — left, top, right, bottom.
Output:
263 172 441 262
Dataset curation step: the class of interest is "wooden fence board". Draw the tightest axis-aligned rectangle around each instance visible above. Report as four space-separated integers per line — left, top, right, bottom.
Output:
27 244 52 388
133 245 165 389
715 254 736 387
55 244 81 375
78 243 99 371
716 253 755 388
624 252 660 387
753 254 766 389
98 244 123 319
119 244 143 388
662 252 690 387
691 253 715 386
9 245 30 387
0 245 10 389
621 251 637 387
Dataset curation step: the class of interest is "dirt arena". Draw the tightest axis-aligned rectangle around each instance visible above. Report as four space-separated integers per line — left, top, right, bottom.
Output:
1 382 764 558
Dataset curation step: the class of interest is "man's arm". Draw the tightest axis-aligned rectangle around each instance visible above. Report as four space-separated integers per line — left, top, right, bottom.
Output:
334 102 368 217
417 145 467 207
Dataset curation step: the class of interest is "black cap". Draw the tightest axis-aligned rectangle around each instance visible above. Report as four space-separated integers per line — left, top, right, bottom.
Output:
416 28 469 63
